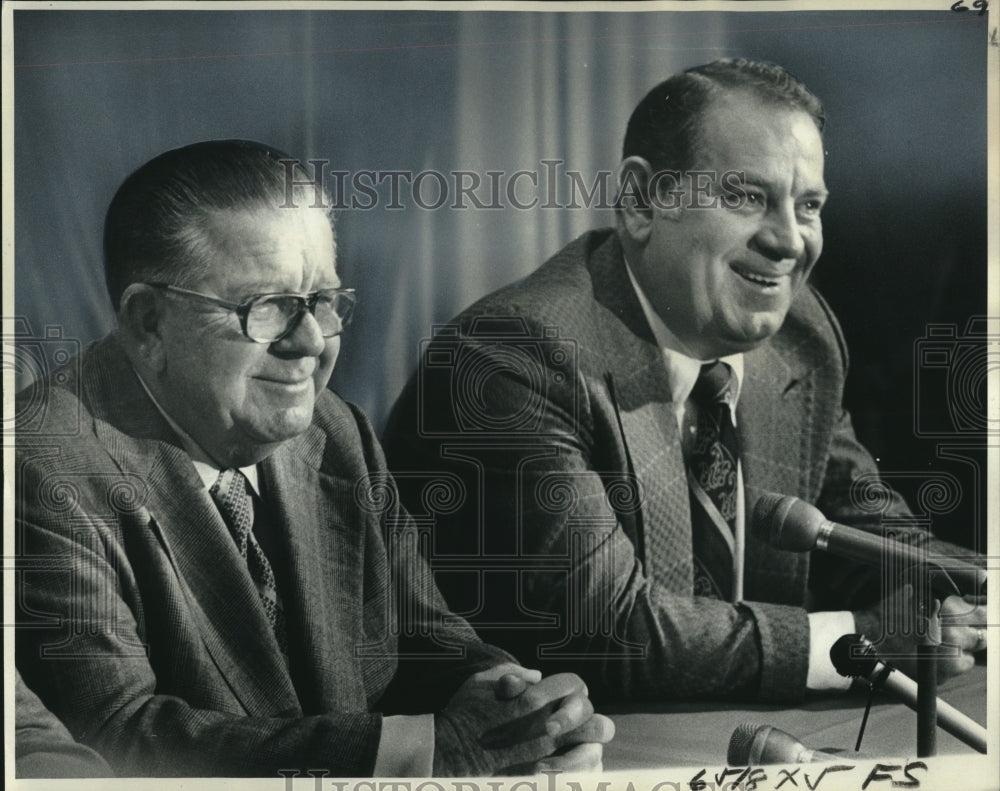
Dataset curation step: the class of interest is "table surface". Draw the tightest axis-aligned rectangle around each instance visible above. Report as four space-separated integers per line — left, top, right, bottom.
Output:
601 665 989 770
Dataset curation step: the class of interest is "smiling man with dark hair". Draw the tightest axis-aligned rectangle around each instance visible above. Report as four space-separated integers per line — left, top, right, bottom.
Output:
384 59 985 703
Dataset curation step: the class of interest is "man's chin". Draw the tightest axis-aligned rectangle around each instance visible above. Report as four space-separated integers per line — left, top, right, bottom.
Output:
264 412 315 443
717 313 786 354
237 409 315 454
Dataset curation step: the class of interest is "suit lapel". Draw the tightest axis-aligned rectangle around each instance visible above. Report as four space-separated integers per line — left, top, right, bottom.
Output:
739 336 815 603
585 237 693 592
261 423 371 713
607 356 693 592
85 337 300 715
740 337 814 497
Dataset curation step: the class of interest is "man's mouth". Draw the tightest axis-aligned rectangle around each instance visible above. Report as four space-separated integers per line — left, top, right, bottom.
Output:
257 374 313 387
732 264 781 288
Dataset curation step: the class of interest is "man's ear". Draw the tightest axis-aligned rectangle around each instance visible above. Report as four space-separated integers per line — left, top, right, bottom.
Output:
616 156 656 245
118 283 168 372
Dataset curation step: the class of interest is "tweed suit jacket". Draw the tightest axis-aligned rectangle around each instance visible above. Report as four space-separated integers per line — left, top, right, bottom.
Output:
16 669 112 778
384 228 919 704
15 334 508 777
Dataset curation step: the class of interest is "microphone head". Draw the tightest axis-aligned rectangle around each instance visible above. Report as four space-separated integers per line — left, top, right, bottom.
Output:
750 493 825 552
728 722 815 765
830 633 879 678
728 722 765 765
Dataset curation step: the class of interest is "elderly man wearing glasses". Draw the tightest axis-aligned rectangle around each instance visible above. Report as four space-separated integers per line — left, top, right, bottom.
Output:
14 140 612 778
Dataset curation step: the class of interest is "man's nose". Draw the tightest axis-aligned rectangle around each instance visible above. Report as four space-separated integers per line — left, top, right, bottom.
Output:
750 205 805 262
275 308 327 356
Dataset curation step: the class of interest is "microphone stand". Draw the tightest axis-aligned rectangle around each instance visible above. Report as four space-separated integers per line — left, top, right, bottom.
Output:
914 587 939 757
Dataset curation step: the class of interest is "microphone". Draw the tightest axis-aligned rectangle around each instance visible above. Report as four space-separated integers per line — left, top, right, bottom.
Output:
750 493 986 596
727 723 845 765
830 634 987 754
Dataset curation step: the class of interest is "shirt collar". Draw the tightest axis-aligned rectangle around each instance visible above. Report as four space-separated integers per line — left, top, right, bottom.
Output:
132 368 260 495
624 257 743 408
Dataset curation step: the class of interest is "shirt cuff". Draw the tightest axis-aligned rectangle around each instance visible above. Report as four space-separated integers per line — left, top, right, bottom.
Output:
806 611 856 691
374 714 435 776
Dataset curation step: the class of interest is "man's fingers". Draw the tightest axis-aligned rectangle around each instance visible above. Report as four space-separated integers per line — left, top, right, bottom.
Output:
938 650 976 681
505 666 544 684
535 742 604 774
939 596 987 656
544 693 593 737
476 663 536 684
495 673 532 701
942 624 988 654
517 674 590 737
519 673 588 716
941 595 987 625
556 713 616 747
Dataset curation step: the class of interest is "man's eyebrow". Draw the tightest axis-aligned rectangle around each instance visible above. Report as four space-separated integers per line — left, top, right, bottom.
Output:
235 283 341 295
227 286 277 300
735 171 829 197
731 170 766 185
801 187 830 200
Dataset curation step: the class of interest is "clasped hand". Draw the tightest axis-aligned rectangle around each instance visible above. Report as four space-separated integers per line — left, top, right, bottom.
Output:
434 664 615 776
855 588 987 681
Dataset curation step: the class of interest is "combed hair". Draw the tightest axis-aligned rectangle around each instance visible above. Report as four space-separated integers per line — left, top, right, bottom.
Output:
103 139 332 310
622 58 825 176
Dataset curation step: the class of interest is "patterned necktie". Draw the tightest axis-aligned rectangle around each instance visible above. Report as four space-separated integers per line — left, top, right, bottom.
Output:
686 361 740 601
209 469 289 656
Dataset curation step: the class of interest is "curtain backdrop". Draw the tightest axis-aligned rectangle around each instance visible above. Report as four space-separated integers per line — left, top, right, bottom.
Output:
11 7 990 548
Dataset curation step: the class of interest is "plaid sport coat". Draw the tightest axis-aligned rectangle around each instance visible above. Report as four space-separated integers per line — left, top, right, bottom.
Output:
16 334 508 776
384 228 920 703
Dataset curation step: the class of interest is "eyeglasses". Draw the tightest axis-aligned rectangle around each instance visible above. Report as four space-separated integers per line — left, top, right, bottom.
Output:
147 283 357 343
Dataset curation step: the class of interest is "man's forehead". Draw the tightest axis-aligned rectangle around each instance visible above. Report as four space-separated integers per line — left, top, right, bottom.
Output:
194 206 331 257
200 203 332 238
193 205 337 290
695 91 823 165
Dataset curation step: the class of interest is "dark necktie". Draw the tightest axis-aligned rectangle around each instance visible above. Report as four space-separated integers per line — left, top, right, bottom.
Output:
686 361 740 601
209 468 289 656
